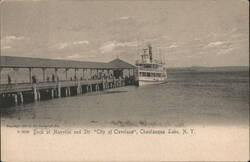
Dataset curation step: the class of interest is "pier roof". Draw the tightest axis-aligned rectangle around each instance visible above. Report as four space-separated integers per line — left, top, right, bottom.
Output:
109 58 136 69
0 56 136 69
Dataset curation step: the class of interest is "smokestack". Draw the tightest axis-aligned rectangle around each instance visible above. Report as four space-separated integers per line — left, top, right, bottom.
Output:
148 44 152 62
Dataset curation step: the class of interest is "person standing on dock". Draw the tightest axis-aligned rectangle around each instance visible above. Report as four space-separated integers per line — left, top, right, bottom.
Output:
7 74 11 84
52 74 55 82
32 75 37 84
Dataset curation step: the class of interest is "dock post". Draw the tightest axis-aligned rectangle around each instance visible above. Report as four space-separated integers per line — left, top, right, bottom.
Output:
78 86 81 94
14 94 18 106
51 89 54 99
107 80 109 89
65 88 68 97
76 86 80 95
77 82 81 95
68 87 71 96
89 84 92 92
37 91 41 101
20 92 24 104
29 68 32 83
33 84 38 102
86 85 89 93
102 81 105 91
58 83 61 98
95 84 98 92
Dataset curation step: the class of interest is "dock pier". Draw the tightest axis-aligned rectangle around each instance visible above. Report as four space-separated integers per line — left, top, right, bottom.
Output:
0 56 137 108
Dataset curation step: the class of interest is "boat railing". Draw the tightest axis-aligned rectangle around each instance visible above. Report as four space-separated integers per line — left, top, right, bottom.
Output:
136 60 165 65
137 67 165 72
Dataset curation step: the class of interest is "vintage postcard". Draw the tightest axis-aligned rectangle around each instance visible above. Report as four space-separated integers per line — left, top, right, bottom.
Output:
0 0 249 161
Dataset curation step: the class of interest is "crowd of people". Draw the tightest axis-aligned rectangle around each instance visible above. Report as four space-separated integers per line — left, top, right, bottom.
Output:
6 71 135 85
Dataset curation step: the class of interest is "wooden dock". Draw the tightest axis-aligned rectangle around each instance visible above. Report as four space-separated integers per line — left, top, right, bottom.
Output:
0 56 138 107
0 78 124 93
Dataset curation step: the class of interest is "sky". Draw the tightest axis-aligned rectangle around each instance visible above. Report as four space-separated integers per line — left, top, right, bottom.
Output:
0 0 249 67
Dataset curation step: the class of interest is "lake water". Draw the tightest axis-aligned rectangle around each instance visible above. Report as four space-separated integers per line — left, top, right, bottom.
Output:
1 70 249 127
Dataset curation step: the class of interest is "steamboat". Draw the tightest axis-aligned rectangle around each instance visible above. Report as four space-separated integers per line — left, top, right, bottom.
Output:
135 45 167 86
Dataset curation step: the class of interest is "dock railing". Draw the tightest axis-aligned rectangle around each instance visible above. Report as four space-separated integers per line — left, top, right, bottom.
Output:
0 78 126 94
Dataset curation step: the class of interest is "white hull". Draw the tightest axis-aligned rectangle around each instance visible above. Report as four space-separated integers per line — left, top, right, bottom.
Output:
138 77 167 86
138 80 165 86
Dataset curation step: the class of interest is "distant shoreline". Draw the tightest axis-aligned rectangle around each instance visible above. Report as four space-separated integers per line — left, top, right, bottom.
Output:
167 66 249 73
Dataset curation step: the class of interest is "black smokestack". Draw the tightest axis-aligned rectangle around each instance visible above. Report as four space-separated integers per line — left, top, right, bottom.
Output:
148 44 152 62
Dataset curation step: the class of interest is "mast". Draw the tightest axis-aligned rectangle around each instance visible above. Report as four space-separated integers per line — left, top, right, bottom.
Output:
148 44 153 63
158 48 162 63
136 39 139 62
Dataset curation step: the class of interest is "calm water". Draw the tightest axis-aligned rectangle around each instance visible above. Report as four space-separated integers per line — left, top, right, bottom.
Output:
1 71 249 127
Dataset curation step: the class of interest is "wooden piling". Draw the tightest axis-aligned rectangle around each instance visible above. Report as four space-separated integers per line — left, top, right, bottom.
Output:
51 89 54 99
89 84 92 92
37 91 41 101
20 92 24 104
58 83 61 98
86 85 89 93
33 84 38 102
14 94 18 106
68 87 71 96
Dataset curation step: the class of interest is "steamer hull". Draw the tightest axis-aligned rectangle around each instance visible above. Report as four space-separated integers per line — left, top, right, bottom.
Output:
135 45 167 86
138 80 166 86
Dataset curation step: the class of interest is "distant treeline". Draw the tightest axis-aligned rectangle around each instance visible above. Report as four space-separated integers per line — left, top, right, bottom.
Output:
167 66 249 73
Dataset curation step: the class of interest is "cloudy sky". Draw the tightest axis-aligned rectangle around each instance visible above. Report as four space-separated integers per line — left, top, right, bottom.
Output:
1 0 249 67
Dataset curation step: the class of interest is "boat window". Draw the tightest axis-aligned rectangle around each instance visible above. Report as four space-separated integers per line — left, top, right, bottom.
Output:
140 72 145 77
155 73 161 77
152 64 157 68
144 64 152 68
